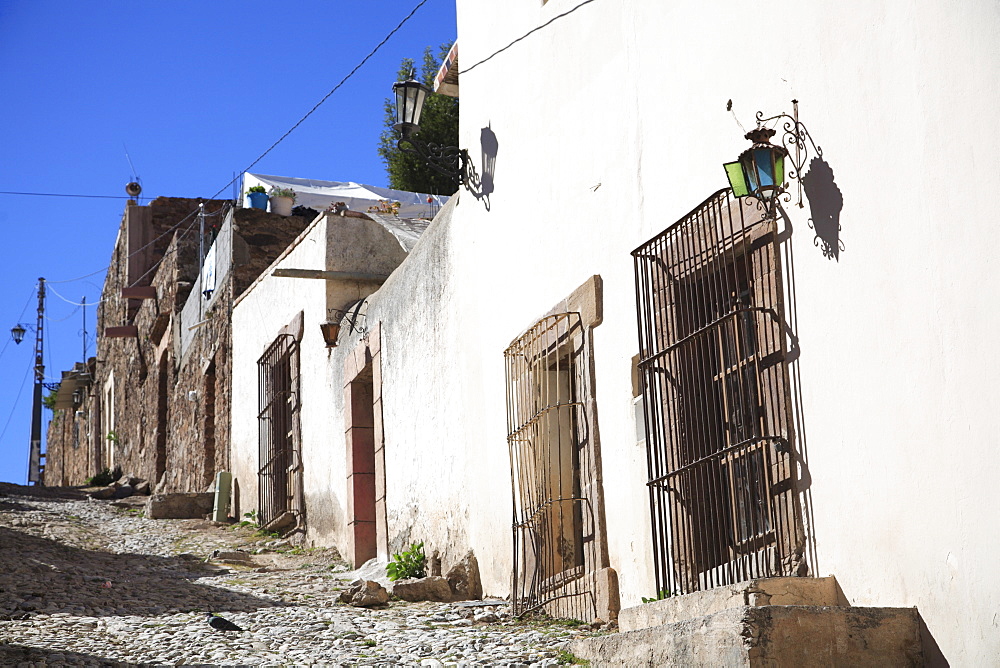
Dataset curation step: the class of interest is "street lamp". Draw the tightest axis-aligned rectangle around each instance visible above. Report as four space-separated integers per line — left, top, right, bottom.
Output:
723 126 787 205
10 323 26 344
723 100 822 211
392 78 430 140
391 75 469 190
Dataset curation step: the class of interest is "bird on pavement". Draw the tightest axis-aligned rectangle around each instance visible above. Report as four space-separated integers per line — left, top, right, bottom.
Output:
206 613 244 632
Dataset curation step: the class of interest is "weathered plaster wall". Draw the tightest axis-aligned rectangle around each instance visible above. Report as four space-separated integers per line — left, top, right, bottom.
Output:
443 0 1000 663
230 211 415 552
48 197 313 500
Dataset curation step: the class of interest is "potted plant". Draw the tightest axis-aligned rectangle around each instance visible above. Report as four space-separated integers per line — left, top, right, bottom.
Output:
268 186 296 216
246 185 268 210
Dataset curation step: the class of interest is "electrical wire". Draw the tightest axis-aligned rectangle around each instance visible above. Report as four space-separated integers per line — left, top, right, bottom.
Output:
0 191 139 200
0 286 39 366
47 283 105 307
20 0 433 339
207 0 431 200
0 355 34 447
43 307 81 324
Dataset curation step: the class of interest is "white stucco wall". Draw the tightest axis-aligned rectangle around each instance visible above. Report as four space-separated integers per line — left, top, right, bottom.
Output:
436 0 1000 663
225 2 999 661
230 212 413 550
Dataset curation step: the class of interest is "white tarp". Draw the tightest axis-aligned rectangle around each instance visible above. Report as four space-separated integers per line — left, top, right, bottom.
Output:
242 173 448 220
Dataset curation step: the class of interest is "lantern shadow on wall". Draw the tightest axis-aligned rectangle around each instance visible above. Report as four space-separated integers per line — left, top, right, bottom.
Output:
466 125 498 211
802 157 844 261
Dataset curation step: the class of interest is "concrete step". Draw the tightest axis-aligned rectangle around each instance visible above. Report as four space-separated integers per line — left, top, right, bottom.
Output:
572 604 922 667
619 576 847 632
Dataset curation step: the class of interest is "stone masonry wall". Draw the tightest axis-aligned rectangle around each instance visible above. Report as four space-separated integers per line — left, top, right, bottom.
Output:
46 197 315 500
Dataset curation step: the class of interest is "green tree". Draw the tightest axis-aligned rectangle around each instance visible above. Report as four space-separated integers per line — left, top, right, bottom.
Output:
378 44 459 195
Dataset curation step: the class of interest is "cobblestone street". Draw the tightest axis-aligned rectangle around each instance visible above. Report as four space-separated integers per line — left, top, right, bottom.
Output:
0 484 598 667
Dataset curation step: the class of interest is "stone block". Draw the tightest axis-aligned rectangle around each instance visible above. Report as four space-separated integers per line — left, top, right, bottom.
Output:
88 486 116 500
446 551 483 601
619 576 844 632
571 605 922 667
339 579 389 607
392 576 454 602
145 492 215 519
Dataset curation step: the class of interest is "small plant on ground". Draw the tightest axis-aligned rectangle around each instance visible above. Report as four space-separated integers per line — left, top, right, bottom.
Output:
556 649 590 665
386 541 426 581
86 468 115 486
232 510 258 529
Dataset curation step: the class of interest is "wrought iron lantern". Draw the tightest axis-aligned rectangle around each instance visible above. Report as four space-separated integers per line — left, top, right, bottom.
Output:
391 76 469 190
723 101 822 211
10 323 26 345
723 126 787 204
392 78 431 140
319 321 341 348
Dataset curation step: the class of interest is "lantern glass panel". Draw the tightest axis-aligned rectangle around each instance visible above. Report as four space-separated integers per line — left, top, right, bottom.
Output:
774 152 785 188
394 85 408 126
724 161 750 198
741 150 760 194
753 148 777 189
409 85 427 127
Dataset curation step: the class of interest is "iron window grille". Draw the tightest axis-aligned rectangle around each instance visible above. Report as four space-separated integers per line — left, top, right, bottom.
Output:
633 188 812 596
505 312 600 620
257 333 300 529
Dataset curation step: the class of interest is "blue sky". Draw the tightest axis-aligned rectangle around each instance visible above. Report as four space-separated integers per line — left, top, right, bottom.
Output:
0 0 457 484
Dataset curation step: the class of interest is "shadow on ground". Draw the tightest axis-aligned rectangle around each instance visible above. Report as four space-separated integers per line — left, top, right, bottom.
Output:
0 526 283 619
0 643 130 667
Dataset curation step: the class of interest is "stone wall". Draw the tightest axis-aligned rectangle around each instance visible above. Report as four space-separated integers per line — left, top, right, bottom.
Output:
45 196 313 499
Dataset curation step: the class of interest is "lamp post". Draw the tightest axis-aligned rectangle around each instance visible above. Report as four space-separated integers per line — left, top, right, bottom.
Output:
26 279 45 485
392 76 469 191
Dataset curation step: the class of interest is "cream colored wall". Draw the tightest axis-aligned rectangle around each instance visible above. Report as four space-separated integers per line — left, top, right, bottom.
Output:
432 1 998 663
230 215 333 536
231 212 417 556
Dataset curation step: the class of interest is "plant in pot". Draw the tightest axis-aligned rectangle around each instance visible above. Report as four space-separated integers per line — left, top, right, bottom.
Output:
246 185 268 210
268 186 296 216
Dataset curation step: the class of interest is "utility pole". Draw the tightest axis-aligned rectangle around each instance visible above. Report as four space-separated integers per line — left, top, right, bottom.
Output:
27 277 45 485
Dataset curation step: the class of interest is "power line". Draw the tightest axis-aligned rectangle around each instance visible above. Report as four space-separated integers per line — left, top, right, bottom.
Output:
207 0 431 200
0 355 34 448
27 0 432 293
47 283 105 307
0 190 139 200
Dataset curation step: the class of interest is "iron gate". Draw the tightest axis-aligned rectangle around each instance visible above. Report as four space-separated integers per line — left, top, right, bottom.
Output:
633 188 811 596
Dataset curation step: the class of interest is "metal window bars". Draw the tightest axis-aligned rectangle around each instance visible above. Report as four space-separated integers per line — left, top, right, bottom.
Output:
633 188 811 597
257 333 299 529
505 313 599 621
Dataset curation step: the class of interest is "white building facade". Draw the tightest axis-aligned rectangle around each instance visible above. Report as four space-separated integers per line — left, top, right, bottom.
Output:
229 2 1000 663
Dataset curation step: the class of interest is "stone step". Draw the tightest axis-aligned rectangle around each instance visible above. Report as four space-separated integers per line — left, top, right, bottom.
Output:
572 604 922 667
619 576 846 632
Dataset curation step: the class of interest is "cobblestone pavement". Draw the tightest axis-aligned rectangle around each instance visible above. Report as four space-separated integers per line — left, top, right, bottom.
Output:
0 484 601 667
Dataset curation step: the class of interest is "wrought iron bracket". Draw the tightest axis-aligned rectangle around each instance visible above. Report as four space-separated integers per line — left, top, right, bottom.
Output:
754 100 823 208
396 135 470 191
328 301 368 336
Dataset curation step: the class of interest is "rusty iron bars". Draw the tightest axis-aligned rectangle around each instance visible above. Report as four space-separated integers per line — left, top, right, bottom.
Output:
504 312 598 621
633 188 812 597
257 333 298 528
